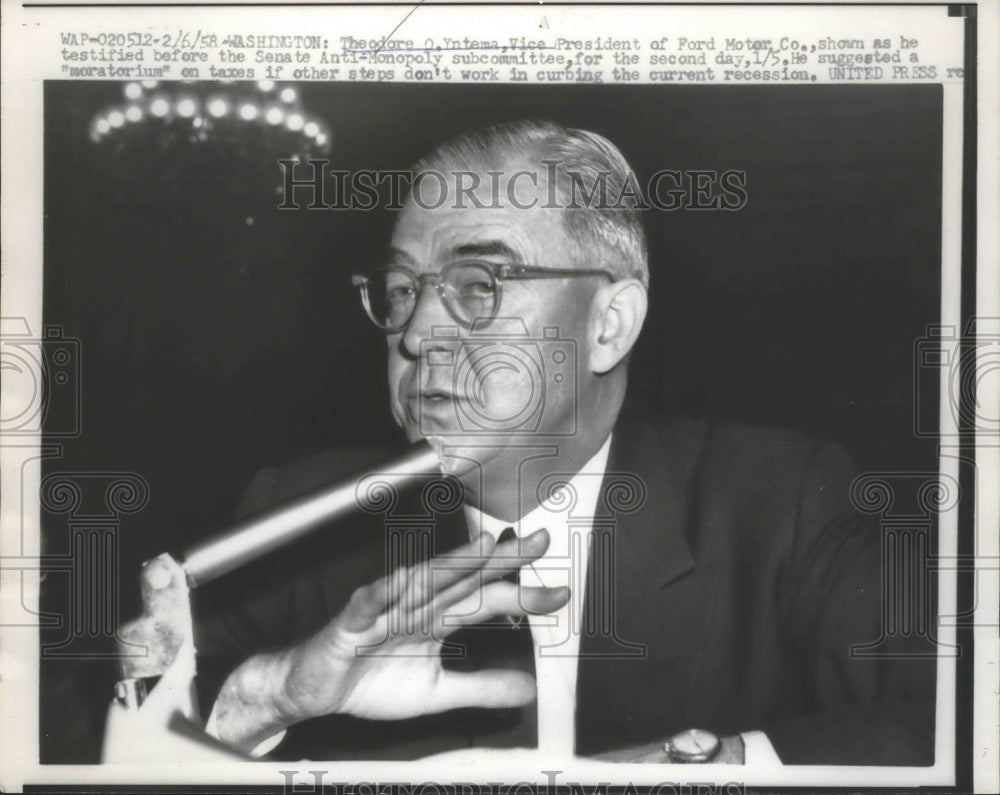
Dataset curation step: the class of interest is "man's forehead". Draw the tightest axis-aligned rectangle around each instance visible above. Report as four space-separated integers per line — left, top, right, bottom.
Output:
389 217 558 268
387 159 570 268
410 155 554 205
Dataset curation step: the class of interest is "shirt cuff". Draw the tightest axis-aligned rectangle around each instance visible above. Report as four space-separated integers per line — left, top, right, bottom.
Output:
740 730 783 768
204 702 287 758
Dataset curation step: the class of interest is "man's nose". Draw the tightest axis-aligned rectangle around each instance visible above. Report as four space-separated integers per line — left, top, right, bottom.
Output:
401 281 453 357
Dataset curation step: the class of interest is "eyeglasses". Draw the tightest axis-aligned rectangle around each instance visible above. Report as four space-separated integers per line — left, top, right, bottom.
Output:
351 261 616 331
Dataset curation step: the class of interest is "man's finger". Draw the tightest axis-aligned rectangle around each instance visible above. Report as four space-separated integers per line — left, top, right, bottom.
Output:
489 527 550 567
419 527 550 604
422 528 553 616
512 583 571 615
339 570 405 631
433 669 537 711
437 581 570 633
340 533 495 631
387 528 552 629
405 532 497 609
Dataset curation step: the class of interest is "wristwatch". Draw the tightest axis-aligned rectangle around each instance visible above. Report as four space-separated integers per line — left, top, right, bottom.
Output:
663 728 722 763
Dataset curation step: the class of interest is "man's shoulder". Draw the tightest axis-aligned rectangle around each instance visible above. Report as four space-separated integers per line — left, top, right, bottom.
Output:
625 406 851 473
702 417 846 473
621 407 858 514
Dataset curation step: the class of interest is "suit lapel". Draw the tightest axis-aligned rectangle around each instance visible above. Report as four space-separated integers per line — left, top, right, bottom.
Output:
575 409 720 755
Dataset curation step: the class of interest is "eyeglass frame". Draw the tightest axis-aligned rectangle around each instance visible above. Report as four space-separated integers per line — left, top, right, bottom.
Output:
351 261 617 332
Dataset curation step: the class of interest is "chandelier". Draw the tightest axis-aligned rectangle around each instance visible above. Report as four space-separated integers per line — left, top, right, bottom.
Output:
89 80 331 160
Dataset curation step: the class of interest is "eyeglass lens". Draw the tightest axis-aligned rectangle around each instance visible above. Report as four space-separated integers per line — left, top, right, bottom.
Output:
365 263 498 329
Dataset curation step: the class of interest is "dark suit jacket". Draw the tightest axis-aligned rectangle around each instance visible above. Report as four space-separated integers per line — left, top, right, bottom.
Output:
193 407 935 764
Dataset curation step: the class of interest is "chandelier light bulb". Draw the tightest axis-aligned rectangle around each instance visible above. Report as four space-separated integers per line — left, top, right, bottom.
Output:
176 98 197 118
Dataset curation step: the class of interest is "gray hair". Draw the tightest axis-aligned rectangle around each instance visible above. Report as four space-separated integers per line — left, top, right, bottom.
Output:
411 120 649 289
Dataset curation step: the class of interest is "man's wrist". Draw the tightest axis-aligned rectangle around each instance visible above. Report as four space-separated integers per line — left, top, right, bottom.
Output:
274 636 335 725
214 650 300 752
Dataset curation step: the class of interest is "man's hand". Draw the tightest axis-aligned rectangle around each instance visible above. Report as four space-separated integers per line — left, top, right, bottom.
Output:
212 529 567 752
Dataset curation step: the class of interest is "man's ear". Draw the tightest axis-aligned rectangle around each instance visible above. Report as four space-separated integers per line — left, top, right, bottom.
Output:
588 279 648 374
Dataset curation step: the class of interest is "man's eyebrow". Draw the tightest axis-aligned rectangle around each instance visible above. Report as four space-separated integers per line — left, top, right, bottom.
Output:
450 241 519 260
385 240 521 268
386 246 418 267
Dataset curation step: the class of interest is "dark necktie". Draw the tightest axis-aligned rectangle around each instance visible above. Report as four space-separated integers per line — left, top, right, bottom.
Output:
497 526 525 628
441 526 537 747
497 525 519 548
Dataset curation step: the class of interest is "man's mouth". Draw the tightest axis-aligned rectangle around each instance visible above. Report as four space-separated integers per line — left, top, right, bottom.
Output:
410 388 460 403
405 389 462 432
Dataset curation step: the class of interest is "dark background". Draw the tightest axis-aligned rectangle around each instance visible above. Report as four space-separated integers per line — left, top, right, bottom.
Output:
40 81 942 761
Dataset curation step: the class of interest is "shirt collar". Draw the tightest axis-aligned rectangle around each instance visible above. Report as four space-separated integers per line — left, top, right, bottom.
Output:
463 434 613 540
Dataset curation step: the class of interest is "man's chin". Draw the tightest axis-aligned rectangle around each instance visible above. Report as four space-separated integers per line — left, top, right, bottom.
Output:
403 427 503 467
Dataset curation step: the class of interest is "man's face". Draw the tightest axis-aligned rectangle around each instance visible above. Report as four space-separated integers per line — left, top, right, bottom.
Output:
384 164 600 464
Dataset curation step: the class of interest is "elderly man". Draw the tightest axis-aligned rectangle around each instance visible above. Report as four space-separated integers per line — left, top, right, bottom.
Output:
195 121 934 764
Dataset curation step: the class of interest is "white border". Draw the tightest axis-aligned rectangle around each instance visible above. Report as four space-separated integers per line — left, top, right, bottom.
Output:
1 1 996 791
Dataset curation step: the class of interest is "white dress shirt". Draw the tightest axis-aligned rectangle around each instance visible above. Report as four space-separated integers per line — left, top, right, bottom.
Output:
463 435 613 757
